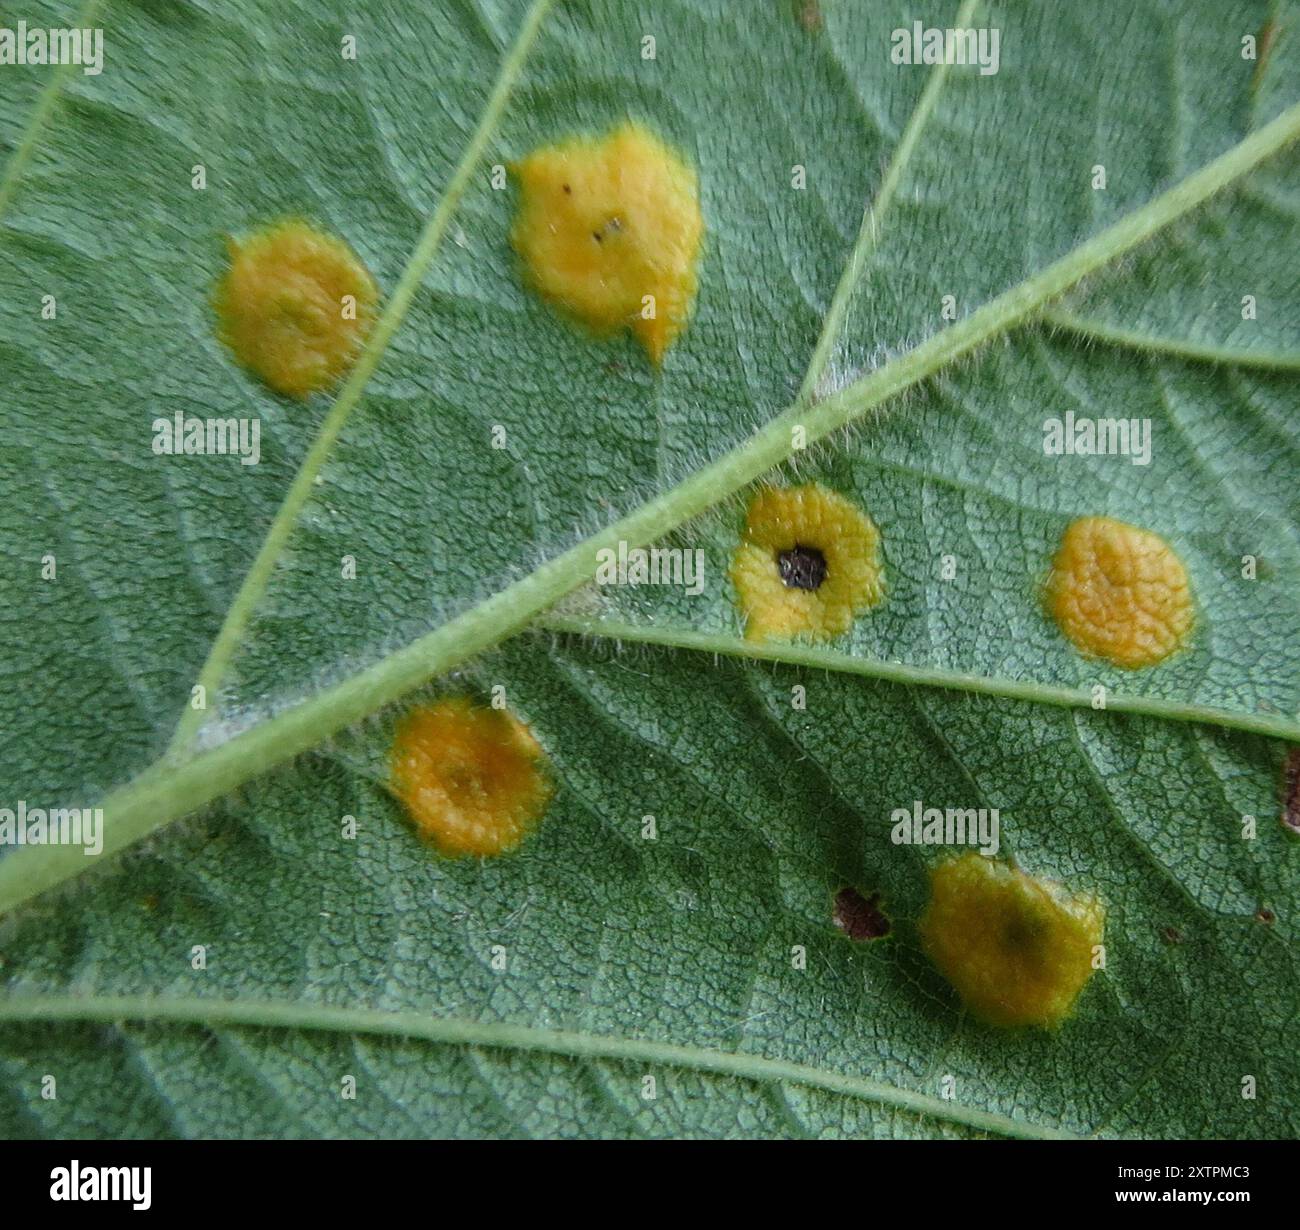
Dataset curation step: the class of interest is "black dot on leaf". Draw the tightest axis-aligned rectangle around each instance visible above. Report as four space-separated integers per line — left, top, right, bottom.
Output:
778 544 828 591
832 887 890 942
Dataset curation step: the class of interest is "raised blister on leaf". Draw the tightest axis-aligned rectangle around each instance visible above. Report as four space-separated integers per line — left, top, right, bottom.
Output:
730 483 883 642
919 852 1105 1028
389 698 554 857
510 121 703 363
214 218 378 397
1045 515 1193 668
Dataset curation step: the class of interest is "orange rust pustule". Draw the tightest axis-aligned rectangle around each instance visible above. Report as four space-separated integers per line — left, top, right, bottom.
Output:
390 698 554 857
919 853 1105 1028
730 483 884 642
510 122 703 364
214 218 378 397
1045 516 1193 668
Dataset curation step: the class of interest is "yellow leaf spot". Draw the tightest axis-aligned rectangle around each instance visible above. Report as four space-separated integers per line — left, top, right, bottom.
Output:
390 698 554 858
510 121 703 364
1045 515 1193 668
214 218 378 398
919 853 1105 1029
730 483 883 642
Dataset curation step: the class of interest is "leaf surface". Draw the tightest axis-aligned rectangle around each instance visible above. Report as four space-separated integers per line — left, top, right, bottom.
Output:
0 0 1297 1138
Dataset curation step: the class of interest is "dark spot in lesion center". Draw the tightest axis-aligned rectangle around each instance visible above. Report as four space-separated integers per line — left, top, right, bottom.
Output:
778 544 827 591
833 887 890 941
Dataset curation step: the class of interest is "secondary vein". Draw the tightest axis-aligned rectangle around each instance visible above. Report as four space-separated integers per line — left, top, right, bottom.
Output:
538 616 1300 741
1041 306 1300 371
0 0 108 223
0 992 1076 1139
799 0 981 401
167 0 557 753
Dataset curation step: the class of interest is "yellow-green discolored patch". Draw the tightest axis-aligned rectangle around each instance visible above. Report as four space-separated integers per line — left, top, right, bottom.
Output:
510 121 703 364
919 853 1105 1029
389 698 554 858
730 483 884 642
1045 515 1193 668
214 218 379 398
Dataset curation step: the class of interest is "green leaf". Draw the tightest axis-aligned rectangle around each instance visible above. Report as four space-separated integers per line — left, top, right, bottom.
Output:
1 0 1296 1138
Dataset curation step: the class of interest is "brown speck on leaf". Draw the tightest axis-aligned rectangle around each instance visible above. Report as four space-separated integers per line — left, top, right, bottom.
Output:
1282 746 1300 835
833 887 890 941
1160 925 1184 945
1256 907 1276 925
795 0 823 33
1252 19 1281 94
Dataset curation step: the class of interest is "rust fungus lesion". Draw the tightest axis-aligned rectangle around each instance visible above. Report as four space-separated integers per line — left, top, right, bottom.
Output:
214 218 379 398
730 483 884 642
1044 515 1194 668
510 121 704 364
389 698 554 858
918 853 1105 1029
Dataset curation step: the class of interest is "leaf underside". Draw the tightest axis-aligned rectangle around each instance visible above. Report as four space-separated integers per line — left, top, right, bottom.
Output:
0 0 1297 1139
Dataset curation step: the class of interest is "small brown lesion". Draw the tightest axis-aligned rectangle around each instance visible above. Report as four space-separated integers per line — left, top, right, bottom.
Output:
832 887 890 941
1282 746 1300 835
794 0 823 34
1255 906 1276 926
1160 925 1184 945
1252 19 1282 95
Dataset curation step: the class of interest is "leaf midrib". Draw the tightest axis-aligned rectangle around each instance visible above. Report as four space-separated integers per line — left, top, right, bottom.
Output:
0 992 1077 1139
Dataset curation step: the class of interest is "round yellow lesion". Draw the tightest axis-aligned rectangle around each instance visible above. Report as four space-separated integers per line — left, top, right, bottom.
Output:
1045 515 1193 669
510 121 703 364
389 698 554 858
214 218 379 398
729 483 884 642
919 853 1105 1029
